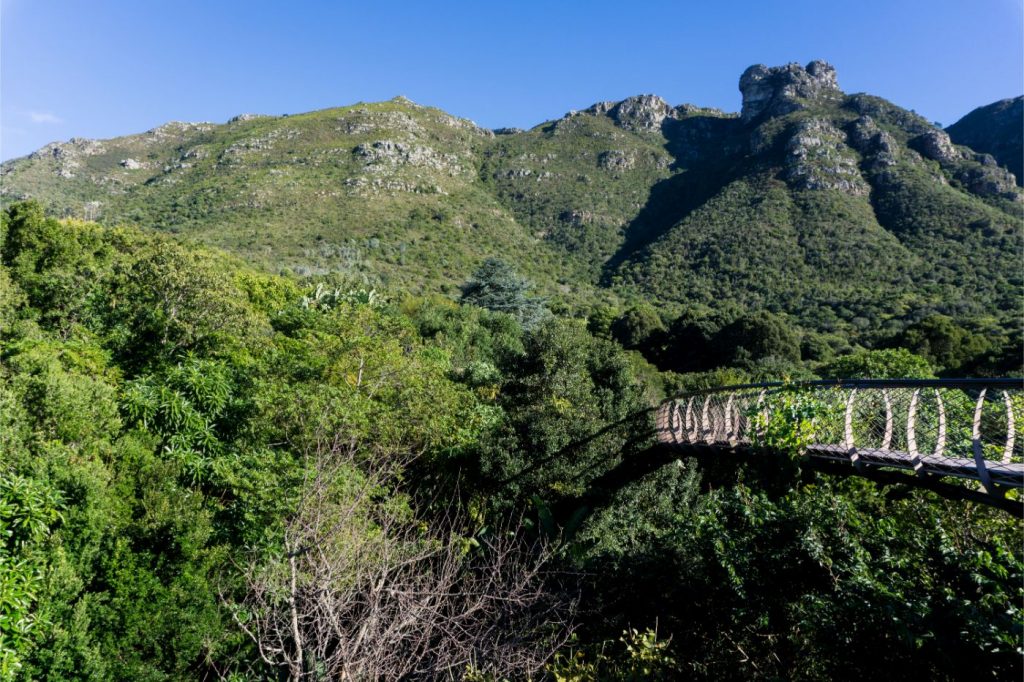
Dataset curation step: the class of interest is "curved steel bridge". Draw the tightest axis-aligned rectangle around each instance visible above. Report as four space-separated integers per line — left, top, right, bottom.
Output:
656 379 1023 509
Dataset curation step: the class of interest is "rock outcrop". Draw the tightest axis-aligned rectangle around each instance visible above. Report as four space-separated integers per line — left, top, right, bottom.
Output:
783 118 868 195
846 116 899 169
598 150 636 170
910 129 1020 200
354 140 464 175
586 95 677 132
740 60 842 123
27 138 108 179
228 113 272 124
910 130 962 164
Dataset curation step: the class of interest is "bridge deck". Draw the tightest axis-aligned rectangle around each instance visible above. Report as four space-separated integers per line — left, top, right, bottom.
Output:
663 438 1024 488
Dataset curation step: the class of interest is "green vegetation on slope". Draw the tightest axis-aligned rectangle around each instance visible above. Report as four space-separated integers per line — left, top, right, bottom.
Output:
3 66 1020 345
1 203 1021 680
947 96 1024 187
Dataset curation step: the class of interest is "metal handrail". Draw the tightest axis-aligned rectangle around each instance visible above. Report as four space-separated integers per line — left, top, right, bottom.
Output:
668 377 1024 397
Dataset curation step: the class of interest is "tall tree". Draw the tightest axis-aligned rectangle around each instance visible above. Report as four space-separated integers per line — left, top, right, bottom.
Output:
460 258 548 330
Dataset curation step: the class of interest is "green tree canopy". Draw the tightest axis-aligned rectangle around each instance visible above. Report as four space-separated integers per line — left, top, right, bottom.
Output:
611 303 666 350
460 258 548 330
713 311 801 367
892 314 993 373
819 347 936 379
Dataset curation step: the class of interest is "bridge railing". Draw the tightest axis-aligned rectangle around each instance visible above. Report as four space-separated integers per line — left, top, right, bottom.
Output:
656 379 1024 493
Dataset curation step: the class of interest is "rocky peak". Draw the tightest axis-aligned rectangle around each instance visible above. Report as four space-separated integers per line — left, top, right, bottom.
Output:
609 95 675 132
228 113 272 124
586 95 676 132
739 60 842 123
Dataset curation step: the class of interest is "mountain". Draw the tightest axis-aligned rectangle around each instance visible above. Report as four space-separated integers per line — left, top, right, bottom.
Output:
606 63 1022 332
3 61 1021 337
0 101 577 303
947 96 1024 187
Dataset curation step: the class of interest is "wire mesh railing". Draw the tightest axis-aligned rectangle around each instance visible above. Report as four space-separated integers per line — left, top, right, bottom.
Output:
656 379 1024 494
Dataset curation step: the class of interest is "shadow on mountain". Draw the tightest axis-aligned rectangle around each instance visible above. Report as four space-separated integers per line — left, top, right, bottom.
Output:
600 115 746 280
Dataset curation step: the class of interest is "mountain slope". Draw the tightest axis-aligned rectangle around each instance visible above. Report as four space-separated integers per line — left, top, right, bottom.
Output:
947 96 1023 187
608 64 1021 333
2 61 1020 336
0 100 585 303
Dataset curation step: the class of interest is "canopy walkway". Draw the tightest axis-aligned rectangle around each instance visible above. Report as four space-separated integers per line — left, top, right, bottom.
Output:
656 379 1024 506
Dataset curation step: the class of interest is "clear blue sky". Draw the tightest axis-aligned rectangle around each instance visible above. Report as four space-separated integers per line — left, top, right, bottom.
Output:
2 0 1022 160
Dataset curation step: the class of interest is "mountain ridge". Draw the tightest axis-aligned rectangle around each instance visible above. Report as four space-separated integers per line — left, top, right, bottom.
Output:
3 60 1020 340
947 95 1024 188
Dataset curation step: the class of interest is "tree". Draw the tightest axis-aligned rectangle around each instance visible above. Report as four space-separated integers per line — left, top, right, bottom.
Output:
819 348 935 379
586 304 619 341
460 258 548 330
482 318 647 504
712 311 801 367
892 315 992 373
610 304 665 351
109 242 257 368
232 435 573 680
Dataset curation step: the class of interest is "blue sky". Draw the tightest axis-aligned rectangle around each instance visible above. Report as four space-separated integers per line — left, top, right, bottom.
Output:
2 0 1022 160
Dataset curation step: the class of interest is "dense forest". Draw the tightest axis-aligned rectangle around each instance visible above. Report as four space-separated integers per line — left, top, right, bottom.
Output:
2 201 1021 680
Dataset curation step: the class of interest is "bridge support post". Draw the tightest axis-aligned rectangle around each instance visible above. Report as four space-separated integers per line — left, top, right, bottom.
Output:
844 389 861 469
972 389 999 496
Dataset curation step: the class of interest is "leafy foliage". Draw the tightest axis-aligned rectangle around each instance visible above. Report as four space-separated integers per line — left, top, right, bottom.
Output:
819 347 936 379
749 388 830 458
460 257 549 330
0 202 1020 681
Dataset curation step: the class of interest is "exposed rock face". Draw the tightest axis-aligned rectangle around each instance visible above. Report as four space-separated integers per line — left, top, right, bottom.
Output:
907 129 1020 200
30 137 106 161
145 121 214 141
220 128 301 162
435 112 493 136
783 118 868 195
598 150 636 170
27 138 108 178
228 113 271 124
953 163 1019 199
354 140 463 175
674 103 734 119
846 117 899 170
740 60 842 123
608 95 675 132
586 95 676 132
120 158 143 169
559 209 593 226
910 130 962 164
